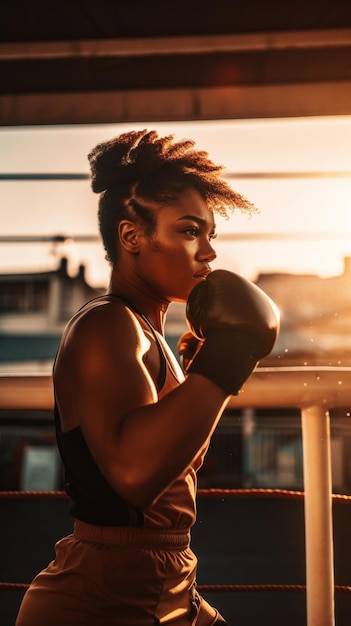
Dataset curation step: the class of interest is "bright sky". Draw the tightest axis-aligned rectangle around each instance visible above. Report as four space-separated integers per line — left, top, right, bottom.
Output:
1 116 351 287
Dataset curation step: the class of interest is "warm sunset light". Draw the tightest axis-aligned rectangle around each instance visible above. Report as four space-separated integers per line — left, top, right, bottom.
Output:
1 116 351 287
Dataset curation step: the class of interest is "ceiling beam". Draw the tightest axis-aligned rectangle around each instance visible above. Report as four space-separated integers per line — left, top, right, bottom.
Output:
1 29 351 60
2 81 351 126
2 29 351 126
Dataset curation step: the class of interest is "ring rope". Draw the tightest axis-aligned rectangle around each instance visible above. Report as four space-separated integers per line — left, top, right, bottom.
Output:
1 489 350 595
198 584 351 594
1 488 351 503
1 581 351 594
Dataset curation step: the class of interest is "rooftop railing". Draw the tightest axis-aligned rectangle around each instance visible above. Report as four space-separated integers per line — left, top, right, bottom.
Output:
1 366 351 626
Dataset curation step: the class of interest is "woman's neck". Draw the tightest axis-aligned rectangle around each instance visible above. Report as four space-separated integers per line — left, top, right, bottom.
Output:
107 274 169 334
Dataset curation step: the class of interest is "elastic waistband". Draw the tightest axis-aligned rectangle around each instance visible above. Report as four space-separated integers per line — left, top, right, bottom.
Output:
74 520 191 550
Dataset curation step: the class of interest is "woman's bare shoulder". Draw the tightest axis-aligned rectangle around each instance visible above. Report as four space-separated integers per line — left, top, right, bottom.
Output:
67 296 139 333
58 296 147 361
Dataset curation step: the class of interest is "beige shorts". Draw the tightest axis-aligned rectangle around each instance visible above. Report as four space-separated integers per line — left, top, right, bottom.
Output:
16 521 226 625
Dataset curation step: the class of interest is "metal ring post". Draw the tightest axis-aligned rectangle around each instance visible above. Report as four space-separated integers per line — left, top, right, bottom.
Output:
301 405 334 626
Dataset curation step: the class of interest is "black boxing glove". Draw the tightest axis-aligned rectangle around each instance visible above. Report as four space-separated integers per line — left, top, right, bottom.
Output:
186 269 280 395
177 331 203 372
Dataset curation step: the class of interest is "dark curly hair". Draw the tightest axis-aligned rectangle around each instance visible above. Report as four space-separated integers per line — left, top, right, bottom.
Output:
88 129 256 265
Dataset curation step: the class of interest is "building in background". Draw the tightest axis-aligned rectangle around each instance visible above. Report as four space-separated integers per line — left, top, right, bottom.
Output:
256 256 351 367
0 257 104 373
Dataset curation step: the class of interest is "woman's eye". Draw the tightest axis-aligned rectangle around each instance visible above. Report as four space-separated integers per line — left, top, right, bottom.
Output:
185 227 199 237
183 227 217 240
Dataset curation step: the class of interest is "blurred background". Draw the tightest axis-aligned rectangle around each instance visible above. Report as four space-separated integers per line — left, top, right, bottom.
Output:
1 0 351 494
2 4 351 624
2 117 351 495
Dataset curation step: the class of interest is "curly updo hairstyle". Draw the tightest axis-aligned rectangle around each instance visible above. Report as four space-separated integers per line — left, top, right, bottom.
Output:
88 129 256 265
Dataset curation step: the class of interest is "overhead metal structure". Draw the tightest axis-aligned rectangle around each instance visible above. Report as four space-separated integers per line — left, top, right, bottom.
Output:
1 1 351 125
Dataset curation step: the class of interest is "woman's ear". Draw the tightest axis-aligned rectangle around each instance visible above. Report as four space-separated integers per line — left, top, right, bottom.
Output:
118 220 141 253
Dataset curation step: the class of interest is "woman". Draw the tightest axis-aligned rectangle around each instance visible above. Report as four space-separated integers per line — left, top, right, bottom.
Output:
16 130 279 625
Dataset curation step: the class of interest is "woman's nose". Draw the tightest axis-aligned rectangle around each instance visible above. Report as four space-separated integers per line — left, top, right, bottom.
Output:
198 239 217 263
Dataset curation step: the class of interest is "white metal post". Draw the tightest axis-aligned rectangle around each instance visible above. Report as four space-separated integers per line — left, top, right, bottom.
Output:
301 405 334 626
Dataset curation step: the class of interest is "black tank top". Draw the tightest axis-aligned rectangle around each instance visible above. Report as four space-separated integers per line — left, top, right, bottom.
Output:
54 296 168 527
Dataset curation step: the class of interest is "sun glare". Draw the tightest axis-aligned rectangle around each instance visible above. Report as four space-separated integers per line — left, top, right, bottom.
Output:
1 116 351 286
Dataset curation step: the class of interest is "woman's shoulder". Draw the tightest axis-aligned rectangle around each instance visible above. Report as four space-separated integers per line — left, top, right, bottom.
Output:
60 295 146 352
72 294 139 324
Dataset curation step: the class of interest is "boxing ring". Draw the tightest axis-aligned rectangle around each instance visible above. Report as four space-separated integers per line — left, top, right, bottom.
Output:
1 367 351 626
232 366 351 626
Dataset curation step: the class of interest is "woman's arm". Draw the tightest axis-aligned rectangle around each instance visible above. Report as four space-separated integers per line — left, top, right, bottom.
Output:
54 302 229 510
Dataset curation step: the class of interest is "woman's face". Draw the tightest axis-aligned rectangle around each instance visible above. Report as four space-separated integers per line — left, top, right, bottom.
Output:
136 187 217 303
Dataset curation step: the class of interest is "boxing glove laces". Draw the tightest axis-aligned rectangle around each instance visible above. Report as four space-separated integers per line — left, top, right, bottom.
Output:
185 269 280 395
